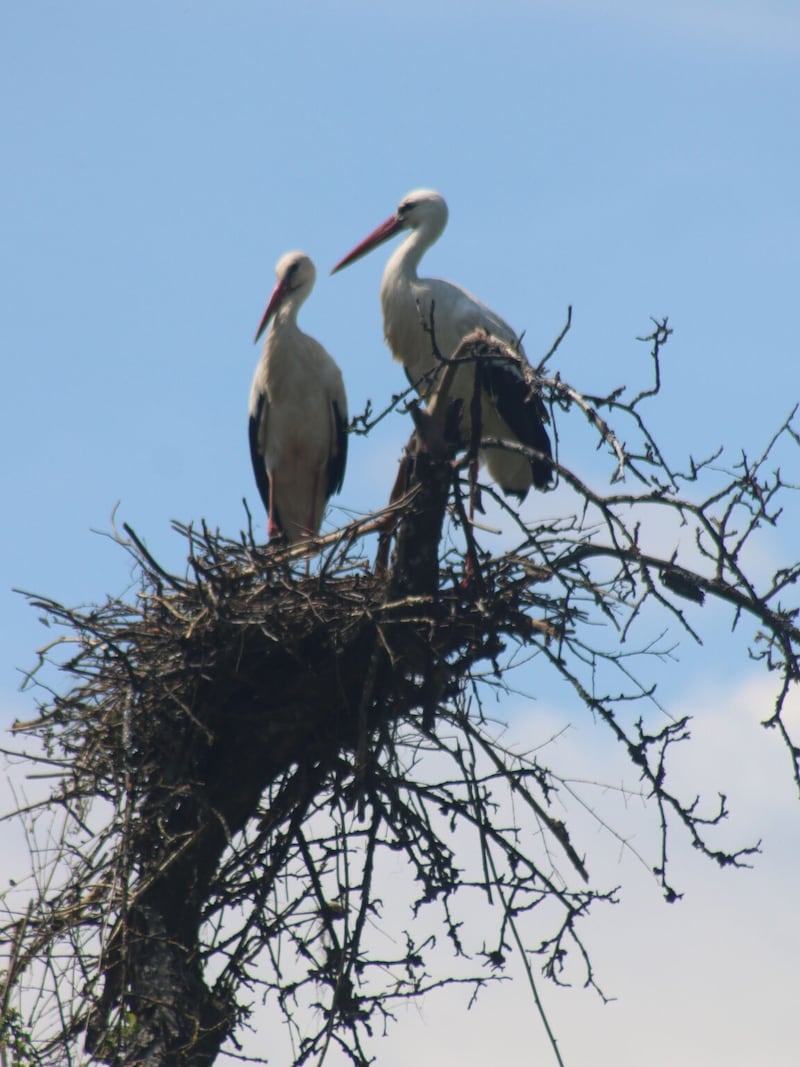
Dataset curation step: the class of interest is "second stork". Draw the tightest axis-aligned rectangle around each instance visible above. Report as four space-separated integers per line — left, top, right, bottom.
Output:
332 189 552 500
250 251 348 544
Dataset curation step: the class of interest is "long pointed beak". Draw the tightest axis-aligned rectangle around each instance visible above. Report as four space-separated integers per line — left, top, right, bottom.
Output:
330 213 404 274
254 278 290 344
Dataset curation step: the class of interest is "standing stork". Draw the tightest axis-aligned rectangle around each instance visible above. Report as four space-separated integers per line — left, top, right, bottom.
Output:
331 189 552 499
249 251 348 544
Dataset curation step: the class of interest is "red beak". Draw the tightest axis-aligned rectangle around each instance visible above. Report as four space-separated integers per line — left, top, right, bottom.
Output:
254 276 291 344
330 213 404 274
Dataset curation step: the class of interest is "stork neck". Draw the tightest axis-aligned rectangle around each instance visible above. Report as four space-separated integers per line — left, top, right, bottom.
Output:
385 223 438 286
275 296 303 329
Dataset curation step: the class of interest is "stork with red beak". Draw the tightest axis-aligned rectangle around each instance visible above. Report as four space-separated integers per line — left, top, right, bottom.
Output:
332 189 552 499
250 251 348 544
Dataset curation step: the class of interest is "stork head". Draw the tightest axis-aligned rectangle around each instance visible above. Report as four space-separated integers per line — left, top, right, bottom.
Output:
254 251 316 344
331 189 448 273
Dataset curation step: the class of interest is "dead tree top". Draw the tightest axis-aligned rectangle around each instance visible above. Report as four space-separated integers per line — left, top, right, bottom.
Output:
2 320 799 1067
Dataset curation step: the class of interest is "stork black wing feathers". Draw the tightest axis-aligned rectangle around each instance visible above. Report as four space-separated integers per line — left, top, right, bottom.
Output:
327 400 348 500
481 359 554 490
248 394 272 515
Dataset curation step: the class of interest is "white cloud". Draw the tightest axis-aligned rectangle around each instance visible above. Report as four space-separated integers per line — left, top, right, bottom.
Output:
368 672 800 1067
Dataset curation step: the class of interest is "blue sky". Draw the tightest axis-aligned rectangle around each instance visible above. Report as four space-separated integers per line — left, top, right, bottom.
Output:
2 2 799 1064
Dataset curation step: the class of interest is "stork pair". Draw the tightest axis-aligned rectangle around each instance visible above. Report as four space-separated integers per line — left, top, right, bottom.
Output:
249 189 553 546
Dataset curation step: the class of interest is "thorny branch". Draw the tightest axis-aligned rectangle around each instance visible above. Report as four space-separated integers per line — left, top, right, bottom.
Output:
1 317 798 1067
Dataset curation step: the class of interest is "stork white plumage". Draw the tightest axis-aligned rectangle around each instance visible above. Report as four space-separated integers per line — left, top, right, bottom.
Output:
331 189 552 499
249 251 348 544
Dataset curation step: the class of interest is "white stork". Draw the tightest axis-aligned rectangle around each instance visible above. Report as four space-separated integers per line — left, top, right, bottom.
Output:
249 251 348 544
331 189 552 499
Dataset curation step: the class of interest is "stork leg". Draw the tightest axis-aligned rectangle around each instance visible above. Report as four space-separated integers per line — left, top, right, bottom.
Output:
267 475 283 541
302 472 323 575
